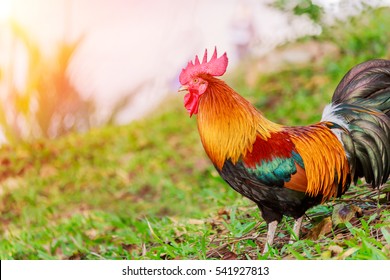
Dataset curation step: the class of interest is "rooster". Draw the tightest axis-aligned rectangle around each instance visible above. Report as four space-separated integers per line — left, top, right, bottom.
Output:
178 48 390 253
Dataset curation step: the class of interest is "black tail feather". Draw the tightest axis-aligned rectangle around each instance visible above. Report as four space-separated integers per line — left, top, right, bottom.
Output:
326 59 390 188
333 59 390 114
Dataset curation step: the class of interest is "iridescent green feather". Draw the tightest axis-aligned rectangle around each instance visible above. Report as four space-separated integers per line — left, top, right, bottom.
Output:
244 152 304 187
329 59 390 188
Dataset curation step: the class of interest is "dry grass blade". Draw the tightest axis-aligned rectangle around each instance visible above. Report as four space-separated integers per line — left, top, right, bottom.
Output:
206 222 264 259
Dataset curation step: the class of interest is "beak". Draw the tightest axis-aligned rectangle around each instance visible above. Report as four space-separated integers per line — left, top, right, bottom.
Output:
178 85 189 94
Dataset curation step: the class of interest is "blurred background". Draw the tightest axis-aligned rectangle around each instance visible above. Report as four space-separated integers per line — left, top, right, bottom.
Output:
1 0 390 260
0 0 388 143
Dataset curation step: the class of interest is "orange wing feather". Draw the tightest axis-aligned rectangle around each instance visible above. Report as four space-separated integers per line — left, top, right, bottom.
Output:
288 124 350 200
284 164 308 193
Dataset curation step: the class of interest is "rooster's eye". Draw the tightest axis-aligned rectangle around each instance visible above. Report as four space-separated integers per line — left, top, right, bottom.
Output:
193 78 199 84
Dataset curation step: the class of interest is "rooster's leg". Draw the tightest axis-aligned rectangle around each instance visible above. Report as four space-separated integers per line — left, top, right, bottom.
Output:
289 216 303 244
263 220 278 254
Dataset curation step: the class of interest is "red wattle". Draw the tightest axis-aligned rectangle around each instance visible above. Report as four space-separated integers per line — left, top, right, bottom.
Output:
184 92 199 117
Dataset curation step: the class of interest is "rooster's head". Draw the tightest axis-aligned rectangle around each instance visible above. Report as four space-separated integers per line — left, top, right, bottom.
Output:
178 48 228 117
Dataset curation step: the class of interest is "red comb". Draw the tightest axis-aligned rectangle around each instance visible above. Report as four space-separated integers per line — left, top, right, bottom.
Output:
179 47 228 85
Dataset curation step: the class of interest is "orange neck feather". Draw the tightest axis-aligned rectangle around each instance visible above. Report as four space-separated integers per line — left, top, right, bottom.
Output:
196 77 281 169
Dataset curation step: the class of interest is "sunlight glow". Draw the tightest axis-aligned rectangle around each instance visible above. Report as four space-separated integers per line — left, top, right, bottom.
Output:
0 0 12 21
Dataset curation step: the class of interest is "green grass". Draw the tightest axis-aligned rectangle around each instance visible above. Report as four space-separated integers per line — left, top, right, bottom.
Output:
0 108 245 260
1 8 390 260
